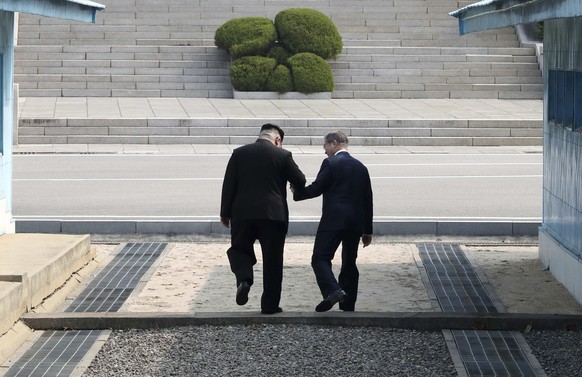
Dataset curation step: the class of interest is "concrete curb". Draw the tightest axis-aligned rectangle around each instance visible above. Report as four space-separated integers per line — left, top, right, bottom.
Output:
14 220 541 237
0 234 93 336
21 311 582 332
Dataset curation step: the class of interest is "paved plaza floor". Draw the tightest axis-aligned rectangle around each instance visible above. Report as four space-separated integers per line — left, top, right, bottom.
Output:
85 236 581 315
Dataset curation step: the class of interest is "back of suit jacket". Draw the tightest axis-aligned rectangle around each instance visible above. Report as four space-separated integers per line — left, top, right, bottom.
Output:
220 139 306 226
294 152 373 234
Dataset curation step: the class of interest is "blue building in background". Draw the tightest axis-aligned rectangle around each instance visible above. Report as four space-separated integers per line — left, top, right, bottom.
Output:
451 0 582 303
0 0 104 235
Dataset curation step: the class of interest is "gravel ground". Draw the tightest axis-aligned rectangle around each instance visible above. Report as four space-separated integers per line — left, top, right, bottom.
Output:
78 242 582 376
525 330 582 377
83 325 456 377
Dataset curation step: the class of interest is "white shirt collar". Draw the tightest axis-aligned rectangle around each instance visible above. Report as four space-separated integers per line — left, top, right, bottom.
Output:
334 148 348 156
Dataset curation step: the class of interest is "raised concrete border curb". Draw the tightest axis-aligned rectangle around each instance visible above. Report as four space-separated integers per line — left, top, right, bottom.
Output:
14 220 541 237
0 234 93 336
21 311 582 332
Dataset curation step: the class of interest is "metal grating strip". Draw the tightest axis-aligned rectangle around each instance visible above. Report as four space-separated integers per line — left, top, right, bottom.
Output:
453 330 536 376
418 243 497 313
66 242 166 312
417 243 543 376
4 243 166 377
4 331 101 377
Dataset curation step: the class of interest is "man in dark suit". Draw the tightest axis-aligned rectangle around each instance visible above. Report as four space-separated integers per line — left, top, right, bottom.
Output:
220 123 306 314
293 130 373 312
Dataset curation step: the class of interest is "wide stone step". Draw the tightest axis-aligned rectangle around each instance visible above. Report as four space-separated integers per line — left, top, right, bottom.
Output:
15 42 530 56
19 125 540 138
336 55 539 64
342 46 534 55
17 116 542 146
18 23 517 45
334 91 542 100
331 64 541 74
17 134 542 146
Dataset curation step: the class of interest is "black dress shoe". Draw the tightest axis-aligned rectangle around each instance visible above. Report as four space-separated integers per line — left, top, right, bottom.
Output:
236 281 251 306
315 289 347 312
261 307 283 314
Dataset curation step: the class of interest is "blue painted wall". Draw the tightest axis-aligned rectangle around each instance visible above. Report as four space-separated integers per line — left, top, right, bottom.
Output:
0 9 13 235
542 17 582 257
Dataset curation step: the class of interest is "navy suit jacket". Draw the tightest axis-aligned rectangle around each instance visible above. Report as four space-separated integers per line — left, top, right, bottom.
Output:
294 151 373 235
220 139 306 229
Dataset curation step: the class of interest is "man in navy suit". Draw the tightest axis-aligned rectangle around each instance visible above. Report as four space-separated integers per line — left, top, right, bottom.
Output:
293 130 373 312
220 123 306 314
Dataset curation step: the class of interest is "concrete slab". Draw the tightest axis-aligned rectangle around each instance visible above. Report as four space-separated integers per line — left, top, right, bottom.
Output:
0 234 94 334
0 282 24 336
0 321 35 368
19 311 582 332
14 220 542 237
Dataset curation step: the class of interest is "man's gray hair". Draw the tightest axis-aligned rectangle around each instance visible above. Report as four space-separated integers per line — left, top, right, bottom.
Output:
325 130 348 145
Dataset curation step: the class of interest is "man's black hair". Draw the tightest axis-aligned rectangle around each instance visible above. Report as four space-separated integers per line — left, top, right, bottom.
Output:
261 123 285 142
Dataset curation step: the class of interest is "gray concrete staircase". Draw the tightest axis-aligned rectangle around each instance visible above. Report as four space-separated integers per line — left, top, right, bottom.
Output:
16 97 542 146
14 0 542 100
13 0 543 146
17 116 542 146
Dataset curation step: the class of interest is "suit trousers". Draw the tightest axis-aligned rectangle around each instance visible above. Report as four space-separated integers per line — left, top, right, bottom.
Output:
227 219 286 311
312 230 360 310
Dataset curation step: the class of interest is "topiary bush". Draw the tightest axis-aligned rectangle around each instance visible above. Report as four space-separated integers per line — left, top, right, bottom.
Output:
266 45 293 67
288 53 334 93
265 65 294 93
214 17 277 59
229 56 278 91
274 8 343 60
215 9 342 94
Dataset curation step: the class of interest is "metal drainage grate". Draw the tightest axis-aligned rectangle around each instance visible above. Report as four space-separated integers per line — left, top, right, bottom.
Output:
4 243 167 377
417 242 497 313
453 330 537 376
4 331 101 377
66 242 166 312
417 243 543 377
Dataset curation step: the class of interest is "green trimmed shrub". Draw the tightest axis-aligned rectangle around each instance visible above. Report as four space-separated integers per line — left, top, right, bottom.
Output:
266 45 293 66
288 53 334 93
229 56 278 91
275 8 343 60
215 9 342 93
265 65 294 93
214 17 277 59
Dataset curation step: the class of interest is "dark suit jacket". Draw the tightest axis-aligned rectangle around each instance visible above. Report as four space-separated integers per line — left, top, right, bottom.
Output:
220 139 306 228
294 151 373 235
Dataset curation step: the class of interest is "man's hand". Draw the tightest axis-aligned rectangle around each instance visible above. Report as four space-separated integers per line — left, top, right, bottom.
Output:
362 234 372 247
220 217 231 228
